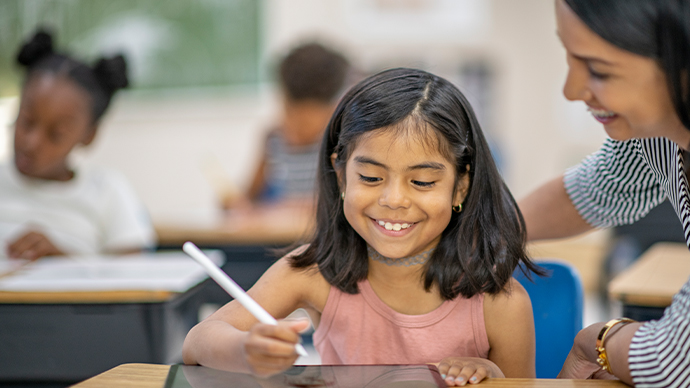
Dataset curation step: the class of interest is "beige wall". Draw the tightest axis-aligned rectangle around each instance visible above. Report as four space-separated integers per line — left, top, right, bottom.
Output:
1 0 610 223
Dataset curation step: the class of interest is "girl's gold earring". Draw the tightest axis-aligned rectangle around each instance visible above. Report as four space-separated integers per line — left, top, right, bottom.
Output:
452 204 462 213
341 192 345 200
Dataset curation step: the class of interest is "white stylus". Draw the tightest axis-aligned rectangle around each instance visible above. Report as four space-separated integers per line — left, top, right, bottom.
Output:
182 241 308 357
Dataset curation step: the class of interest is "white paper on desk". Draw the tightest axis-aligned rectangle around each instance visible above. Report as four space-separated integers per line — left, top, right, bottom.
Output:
0 250 225 293
0 258 30 277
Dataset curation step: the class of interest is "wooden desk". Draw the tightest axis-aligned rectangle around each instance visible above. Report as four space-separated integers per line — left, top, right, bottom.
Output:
0 253 219 384
0 289 174 303
609 242 690 320
155 201 315 247
73 363 630 388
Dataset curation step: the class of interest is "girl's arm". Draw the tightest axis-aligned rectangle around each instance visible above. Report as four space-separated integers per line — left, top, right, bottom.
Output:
436 278 534 386
182 252 328 376
245 152 267 202
484 278 536 378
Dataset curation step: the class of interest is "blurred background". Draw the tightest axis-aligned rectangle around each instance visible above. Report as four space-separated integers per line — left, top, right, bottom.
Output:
0 0 609 219
0 0 616 319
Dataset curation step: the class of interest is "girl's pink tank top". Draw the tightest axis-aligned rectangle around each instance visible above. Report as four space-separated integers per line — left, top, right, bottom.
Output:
313 279 490 365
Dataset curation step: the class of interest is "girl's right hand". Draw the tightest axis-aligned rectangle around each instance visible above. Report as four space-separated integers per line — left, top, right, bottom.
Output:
243 319 310 377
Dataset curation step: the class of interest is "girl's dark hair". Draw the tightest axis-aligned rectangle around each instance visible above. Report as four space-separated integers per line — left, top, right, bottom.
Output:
290 68 542 300
16 28 129 124
563 0 690 131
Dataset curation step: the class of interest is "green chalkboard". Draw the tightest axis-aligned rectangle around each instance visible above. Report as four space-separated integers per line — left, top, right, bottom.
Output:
0 0 261 96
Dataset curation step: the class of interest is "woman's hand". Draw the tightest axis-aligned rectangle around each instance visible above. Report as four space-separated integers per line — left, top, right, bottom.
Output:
559 322 635 382
243 319 310 377
558 324 622 380
7 231 63 260
436 357 504 386
558 343 607 380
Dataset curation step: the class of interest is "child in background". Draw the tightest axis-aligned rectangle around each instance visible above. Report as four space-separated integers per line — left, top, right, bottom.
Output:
223 42 350 209
184 68 541 386
0 29 156 260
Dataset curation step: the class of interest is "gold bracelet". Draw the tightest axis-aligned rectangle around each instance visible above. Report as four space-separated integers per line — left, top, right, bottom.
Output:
596 318 635 374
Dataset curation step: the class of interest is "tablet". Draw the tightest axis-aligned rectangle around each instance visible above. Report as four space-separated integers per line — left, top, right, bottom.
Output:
164 364 446 388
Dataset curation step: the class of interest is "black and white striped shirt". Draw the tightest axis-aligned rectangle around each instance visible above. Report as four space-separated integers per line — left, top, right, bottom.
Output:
565 137 690 387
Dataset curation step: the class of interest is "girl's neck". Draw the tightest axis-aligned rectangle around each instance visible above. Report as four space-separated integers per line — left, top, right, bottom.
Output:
36 167 74 182
15 161 74 182
366 246 433 289
367 246 433 267
366 247 443 314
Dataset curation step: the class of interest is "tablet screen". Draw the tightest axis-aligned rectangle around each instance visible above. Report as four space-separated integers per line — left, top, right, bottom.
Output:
164 364 445 388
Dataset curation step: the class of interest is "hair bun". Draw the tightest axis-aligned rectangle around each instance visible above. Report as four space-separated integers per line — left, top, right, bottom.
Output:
16 29 54 68
93 54 129 94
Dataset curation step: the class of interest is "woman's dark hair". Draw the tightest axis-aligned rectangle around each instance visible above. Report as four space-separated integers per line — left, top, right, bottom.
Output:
563 0 690 131
16 28 129 124
290 68 543 300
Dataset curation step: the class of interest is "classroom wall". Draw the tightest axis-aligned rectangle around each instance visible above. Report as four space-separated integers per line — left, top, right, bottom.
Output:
262 0 608 198
0 0 609 224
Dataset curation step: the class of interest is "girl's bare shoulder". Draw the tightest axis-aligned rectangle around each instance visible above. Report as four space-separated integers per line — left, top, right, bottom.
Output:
265 244 331 311
483 277 532 318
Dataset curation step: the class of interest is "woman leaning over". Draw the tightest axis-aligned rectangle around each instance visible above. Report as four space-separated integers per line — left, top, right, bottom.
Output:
519 0 690 387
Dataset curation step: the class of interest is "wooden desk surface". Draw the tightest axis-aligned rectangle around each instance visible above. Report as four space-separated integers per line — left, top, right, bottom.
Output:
155 202 315 246
0 289 176 304
73 363 630 388
609 242 690 306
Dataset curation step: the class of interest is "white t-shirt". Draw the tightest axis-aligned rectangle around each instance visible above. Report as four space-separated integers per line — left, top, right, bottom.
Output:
0 163 156 256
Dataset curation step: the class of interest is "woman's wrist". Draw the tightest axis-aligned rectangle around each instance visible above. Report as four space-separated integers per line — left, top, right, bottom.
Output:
595 318 635 373
575 320 634 372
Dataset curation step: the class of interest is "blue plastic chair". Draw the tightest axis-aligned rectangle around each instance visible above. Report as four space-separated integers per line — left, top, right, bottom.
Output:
513 260 584 378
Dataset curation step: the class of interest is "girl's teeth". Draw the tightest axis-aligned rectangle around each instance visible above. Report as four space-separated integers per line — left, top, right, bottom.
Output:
378 220 411 230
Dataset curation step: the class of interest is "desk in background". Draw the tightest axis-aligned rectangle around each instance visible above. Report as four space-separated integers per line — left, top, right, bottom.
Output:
155 202 314 303
0 251 223 386
73 363 631 388
609 242 690 321
155 202 314 247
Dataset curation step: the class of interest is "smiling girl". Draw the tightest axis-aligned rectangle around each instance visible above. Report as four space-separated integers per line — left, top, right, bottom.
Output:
183 68 543 386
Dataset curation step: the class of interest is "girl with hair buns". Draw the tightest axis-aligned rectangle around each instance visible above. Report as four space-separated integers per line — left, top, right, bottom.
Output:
520 0 690 386
0 29 155 260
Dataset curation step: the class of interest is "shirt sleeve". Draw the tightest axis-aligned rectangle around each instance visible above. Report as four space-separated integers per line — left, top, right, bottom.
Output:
629 277 690 387
99 170 157 252
563 138 667 228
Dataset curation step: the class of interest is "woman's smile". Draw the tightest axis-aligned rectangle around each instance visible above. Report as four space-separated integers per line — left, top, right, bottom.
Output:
556 0 688 145
586 106 618 125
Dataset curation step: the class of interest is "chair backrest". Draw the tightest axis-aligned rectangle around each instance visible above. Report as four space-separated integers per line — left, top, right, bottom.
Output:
513 260 584 378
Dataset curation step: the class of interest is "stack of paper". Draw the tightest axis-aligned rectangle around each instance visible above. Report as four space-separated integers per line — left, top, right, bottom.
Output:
0 250 225 293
